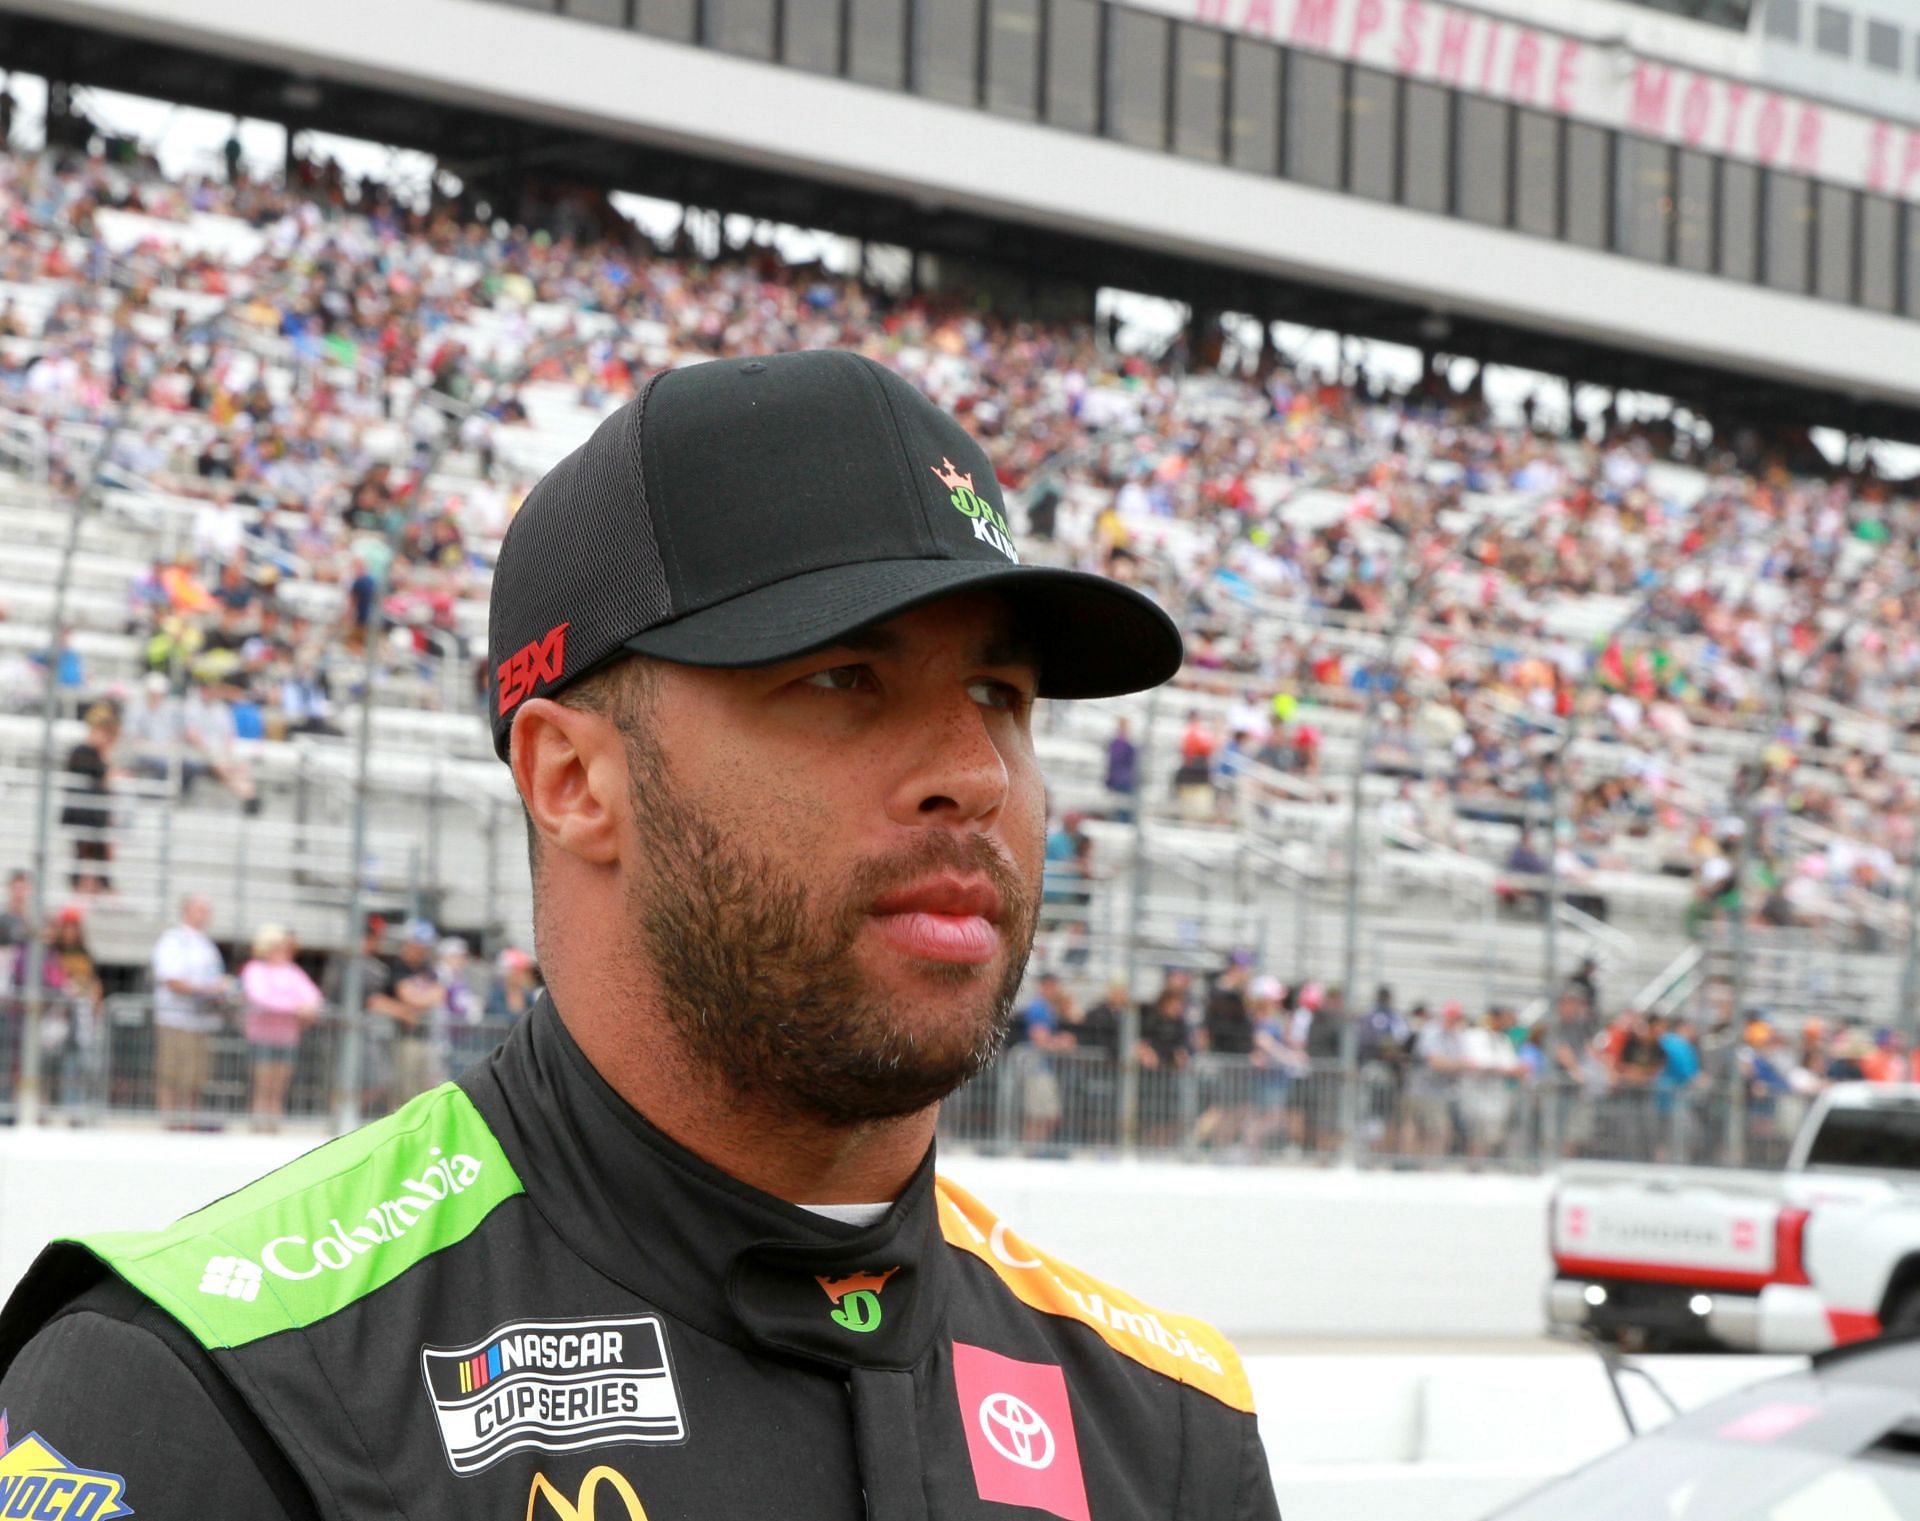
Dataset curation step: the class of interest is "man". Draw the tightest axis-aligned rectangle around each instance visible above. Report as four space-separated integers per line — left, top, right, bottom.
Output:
1195 956 1255 1149
182 678 260 812
1549 987 1607 1158
1104 714 1137 818
122 674 191 791
1008 971 1073 1145
322 913 399 1113
1407 1001 1473 1157
0 870 31 984
0 352 1276 1520
382 919 449 1107
148 894 228 1117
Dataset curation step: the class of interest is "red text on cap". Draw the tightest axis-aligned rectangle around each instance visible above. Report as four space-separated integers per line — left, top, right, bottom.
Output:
498 622 569 716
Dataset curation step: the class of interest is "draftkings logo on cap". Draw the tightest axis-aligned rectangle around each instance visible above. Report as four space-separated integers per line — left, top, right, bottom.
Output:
931 458 1019 564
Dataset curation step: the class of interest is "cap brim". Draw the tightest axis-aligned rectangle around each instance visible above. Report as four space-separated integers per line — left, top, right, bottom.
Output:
621 559 1182 697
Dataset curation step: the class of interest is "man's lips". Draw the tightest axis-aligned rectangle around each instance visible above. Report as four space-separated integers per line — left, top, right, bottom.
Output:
867 877 1003 964
868 876 1003 923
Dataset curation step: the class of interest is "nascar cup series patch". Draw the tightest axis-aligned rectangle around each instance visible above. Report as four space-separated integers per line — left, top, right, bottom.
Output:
420 1315 685 1475
0 1412 133 1520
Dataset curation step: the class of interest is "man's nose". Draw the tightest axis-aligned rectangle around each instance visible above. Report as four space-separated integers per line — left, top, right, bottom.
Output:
883 692 1011 827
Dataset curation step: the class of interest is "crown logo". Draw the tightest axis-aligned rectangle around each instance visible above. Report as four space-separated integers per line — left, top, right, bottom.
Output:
931 457 974 495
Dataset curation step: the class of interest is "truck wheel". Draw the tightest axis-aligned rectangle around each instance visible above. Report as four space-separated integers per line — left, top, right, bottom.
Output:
1885 1291 1920 1337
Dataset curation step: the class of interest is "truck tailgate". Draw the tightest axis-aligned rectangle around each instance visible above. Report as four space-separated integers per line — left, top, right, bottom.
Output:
1553 1181 1796 1287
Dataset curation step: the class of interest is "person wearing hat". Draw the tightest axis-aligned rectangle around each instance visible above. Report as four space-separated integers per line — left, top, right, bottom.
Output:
0 351 1276 1521
376 917 450 1108
483 945 541 1024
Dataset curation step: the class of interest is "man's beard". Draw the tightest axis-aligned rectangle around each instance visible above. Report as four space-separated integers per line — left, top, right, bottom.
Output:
621 733 1038 1127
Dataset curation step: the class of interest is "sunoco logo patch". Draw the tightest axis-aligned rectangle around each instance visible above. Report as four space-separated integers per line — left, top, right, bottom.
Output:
0 1413 132 1519
421 1315 684 1475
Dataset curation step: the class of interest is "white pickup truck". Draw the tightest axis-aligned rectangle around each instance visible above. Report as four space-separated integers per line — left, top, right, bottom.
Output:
1547 1083 1920 1353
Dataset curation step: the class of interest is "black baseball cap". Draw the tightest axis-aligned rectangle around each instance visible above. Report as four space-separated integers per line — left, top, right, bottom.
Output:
486 349 1183 759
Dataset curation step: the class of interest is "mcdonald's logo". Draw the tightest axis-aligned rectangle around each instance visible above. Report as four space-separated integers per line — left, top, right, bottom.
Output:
525 1465 650 1521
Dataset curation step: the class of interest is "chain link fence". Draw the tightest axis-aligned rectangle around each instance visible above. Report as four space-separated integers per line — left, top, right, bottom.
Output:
0 993 1808 1172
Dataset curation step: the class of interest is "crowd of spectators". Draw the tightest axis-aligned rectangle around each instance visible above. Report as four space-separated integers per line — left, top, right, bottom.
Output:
0 867 541 1125
1 131 1919 1144
987 956 1920 1166
2 135 1917 949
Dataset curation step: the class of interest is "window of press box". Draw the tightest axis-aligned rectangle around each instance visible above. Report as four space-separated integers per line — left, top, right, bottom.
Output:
707 0 775 57
783 0 844 74
1401 81 1450 214
1860 195 1900 312
1229 37 1281 175
1763 0 1800 41
1285 52 1344 191
1173 23 1228 163
1514 110 1560 238
1867 19 1902 71
1720 159 1760 280
636 0 698 37
1347 67 1397 203
1814 4 1852 58
1046 0 1101 133
1615 135 1674 263
1106 8 1171 150
1456 96 1511 228
1763 171 1813 293
1565 122 1611 249
1905 208 1920 316
848 0 908 87
985 0 1041 120
561 0 628 24
915 0 982 105
1815 182 1856 303
1675 150 1715 272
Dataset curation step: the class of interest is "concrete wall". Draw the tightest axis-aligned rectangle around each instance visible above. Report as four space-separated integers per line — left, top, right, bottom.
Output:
23 0 1920 409
0 1132 1799 1520
0 1133 1554 1338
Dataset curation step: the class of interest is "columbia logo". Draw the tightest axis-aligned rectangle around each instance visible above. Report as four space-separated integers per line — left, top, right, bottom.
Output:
199 1255 263 1303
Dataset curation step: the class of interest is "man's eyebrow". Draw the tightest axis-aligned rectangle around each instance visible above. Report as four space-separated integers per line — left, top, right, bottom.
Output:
976 627 1040 673
822 620 1037 671
829 625 904 656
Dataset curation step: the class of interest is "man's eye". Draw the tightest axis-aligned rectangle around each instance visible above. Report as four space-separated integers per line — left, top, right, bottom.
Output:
969 680 1031 713
801 664 875 693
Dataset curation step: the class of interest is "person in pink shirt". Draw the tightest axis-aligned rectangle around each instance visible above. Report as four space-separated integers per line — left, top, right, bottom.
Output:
239 924 323 1127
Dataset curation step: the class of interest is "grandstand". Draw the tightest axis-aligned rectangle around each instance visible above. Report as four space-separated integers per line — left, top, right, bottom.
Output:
0 0 1917 1163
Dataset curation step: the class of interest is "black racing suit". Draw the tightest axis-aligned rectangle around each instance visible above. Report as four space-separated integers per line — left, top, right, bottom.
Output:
0 997 1280 1520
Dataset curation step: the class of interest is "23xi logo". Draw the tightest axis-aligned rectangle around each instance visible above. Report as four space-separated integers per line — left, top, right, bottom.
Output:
525 1466 649 1521
816 1267 899 1333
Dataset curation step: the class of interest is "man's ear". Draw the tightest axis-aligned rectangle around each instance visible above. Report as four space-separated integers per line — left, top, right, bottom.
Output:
510 698 624 869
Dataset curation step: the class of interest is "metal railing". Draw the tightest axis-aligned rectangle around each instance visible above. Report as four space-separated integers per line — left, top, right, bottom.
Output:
0 995 526 1130
939 1049 1798 1172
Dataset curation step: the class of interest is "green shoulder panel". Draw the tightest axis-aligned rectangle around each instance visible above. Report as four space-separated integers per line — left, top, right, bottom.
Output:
72 1084 523 1350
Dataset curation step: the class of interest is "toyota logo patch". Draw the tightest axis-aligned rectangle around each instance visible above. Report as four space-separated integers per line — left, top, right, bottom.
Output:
979 1391 1055 1469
